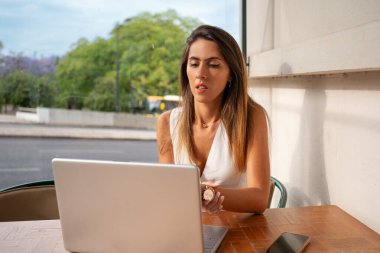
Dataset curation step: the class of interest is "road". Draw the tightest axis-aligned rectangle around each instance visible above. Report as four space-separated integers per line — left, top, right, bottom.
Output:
0 137 158 190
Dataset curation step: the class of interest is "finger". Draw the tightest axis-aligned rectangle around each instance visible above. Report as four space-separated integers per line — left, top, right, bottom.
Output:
207 196 222 213
204 192 220 207
210 192 221 205
218 196 224 210
209 195 224 213
209 204 222 213
218 196 225 211
203 199 216 212
207 204 220 214
218 195 225 206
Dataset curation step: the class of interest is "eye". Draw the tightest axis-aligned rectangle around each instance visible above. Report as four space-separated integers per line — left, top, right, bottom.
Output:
188 62 199 67
208 60 221 68
209 63 220 68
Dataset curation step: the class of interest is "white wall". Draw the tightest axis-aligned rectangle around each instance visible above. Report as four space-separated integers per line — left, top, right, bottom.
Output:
247 0 380 232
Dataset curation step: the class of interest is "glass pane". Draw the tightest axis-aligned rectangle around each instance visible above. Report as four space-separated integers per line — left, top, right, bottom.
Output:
0 0 241 189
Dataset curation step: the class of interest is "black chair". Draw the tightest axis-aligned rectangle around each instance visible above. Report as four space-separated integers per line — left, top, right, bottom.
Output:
0 180 59 221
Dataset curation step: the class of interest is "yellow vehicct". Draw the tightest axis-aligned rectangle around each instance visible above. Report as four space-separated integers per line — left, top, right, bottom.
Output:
145 95 180 117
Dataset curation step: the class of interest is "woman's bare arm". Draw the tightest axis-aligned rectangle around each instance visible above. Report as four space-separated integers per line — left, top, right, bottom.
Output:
156 110 175 163
213 106 270 213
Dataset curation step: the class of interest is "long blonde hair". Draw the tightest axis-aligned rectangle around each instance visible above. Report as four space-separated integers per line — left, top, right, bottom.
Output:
177 25 259 172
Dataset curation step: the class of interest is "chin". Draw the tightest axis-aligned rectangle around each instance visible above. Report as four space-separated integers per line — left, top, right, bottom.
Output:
194 97 217 105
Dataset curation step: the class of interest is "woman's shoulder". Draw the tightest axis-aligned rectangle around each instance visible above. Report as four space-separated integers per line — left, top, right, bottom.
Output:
248 101 269 134
249 101 267 121
157 110 173 146
157 110 172 129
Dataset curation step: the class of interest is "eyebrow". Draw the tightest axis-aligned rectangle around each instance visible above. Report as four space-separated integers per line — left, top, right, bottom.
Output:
188 56 224 61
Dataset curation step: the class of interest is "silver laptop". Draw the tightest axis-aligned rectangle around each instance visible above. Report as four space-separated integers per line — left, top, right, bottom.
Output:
52 158 227 253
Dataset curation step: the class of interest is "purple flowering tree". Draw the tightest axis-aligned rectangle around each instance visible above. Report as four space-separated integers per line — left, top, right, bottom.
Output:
0 51 58 111
0 53 58 77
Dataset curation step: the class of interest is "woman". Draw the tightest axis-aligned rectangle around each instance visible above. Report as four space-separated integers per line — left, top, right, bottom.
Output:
157 25 270 213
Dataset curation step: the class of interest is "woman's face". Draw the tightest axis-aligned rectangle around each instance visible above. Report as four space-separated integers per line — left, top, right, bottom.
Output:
186 38 230 105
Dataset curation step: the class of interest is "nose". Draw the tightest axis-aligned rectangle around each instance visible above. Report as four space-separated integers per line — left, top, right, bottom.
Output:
195 73 207 80
195 64 207 80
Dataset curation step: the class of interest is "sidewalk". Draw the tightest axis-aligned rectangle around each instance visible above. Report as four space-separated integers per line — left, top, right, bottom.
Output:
0 115 157 140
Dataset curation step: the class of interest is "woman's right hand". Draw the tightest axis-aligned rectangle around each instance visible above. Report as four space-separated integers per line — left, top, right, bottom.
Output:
201 182 224 213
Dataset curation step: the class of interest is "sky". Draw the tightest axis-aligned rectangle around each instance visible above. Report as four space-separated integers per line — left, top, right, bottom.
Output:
0 0 241 57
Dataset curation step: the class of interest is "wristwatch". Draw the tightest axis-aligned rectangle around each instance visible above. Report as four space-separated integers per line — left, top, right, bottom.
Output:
203 185 215 201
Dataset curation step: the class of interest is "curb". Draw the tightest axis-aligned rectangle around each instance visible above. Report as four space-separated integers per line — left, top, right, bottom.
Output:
0 122 157 141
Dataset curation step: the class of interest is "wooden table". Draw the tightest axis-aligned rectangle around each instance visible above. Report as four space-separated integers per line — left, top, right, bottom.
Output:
204 205 380 252
0 205 379 252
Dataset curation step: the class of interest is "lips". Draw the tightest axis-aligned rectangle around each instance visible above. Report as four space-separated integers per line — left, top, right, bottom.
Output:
195 84 208 90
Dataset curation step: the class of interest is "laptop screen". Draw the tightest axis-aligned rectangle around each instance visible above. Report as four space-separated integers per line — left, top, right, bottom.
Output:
53 158 204 253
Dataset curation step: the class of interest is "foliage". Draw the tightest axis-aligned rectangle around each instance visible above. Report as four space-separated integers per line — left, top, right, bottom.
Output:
83 74 116 111
0 52 57 109
0 10 201 112
54 37 114 109
34 75 57 107
0 70 35 107
0 54 57 76
55 9 201 111
117 10 191 110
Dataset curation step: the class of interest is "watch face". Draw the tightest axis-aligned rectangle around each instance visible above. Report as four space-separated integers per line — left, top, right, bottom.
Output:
203 188 215 201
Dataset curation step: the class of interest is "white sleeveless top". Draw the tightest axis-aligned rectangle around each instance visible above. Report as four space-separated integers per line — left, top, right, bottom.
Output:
169 108 246 188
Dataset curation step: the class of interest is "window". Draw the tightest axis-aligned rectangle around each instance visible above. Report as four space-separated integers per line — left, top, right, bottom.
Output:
0 0 241 189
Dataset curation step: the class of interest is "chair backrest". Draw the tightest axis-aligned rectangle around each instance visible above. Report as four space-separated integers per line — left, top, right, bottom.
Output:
267 176 287 208
0 180 59 222
0 177 286 221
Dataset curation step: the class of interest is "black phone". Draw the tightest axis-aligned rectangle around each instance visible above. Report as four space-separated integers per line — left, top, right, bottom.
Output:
266 232 311 253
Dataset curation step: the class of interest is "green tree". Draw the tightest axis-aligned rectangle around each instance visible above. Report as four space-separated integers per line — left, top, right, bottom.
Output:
0 79 5 110
117 10 200 111
0 51 58 110
83 74 116 111
0 42 4 110
55 9 201 111
55 38 114 109
34 75 57 107
0 70 37 108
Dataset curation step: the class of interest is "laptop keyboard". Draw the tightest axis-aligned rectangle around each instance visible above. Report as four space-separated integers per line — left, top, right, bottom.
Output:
203 225 228 253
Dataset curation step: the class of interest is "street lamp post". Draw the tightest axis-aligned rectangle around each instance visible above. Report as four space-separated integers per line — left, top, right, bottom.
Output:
115 23 120 112
114 18 132 113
